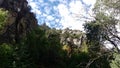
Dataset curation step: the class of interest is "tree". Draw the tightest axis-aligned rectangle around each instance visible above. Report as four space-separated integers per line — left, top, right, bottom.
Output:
110 52 120 68
0 43 13 68
83 0 120 67
84 13 114 68
85 0 120 53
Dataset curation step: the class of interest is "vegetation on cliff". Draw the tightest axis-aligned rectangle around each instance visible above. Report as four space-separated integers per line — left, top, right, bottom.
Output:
0 0 120 68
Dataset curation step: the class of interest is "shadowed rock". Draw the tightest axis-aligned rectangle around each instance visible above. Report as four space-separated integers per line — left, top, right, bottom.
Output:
0 0 38 43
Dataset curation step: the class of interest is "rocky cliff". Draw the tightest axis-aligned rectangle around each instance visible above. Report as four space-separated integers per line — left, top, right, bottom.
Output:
60 28 87 55
60 28 86 47
0 0 87 51
0 0 37 43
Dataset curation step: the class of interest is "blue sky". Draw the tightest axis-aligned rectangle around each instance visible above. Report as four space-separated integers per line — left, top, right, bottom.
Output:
27 0 120 49
27 0 96 31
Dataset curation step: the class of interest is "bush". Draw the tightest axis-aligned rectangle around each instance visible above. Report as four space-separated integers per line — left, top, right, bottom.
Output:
0 43 13 68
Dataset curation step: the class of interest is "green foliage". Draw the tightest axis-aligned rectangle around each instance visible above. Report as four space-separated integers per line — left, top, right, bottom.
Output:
89 55 111 68
0 8 8 32
67 52 90 68
12 27 90 68
19 27 66 68
84 20 101 53
110 53 120 68
81 40 88 53
0 43 13 68
84 4 119 67
0 0 120 67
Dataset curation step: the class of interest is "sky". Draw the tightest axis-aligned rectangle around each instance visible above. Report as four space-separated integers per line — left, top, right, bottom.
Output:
27 0 96 31
27 0 120 49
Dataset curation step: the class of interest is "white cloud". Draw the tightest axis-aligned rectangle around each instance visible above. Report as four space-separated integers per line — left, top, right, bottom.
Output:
69 1 84 14
28 1 41 15
57 1 88 30
58 4 70 16
28 0 96 31
42 13 48 17
46 16 54 21
49 0 56 2
31 9 41 15
38 0 44 3
55 19 60 22
59 0 69 4
44 6 52 14
28 2 37 9
82 0 96 6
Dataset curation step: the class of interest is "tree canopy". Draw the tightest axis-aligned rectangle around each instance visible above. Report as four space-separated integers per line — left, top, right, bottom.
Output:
0 0 120 68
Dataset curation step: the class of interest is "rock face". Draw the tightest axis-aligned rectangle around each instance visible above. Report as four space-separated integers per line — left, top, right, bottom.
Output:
60 28 86 48
0 0 37 43
60 28 87 57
